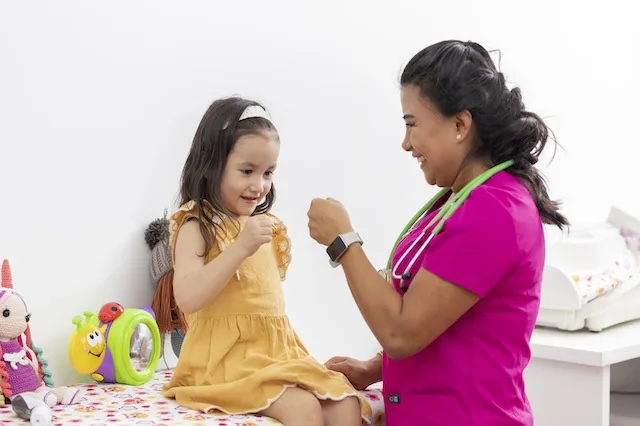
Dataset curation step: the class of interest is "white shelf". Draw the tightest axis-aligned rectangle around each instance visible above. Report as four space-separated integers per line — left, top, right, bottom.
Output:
531 320 640 367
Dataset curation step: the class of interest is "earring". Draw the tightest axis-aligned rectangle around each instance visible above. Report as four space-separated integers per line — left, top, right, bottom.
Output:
456 134 461 140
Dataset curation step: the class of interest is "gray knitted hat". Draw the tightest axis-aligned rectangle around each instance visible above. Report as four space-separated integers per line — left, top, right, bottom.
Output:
170 329 183 357
145 213 172 287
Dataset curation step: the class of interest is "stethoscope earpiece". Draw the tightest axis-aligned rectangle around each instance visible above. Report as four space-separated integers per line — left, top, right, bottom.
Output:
400 273 411 293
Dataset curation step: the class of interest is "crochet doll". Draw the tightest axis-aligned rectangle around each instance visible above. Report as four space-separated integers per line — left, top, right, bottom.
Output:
145 213 187 356
0 259 79 408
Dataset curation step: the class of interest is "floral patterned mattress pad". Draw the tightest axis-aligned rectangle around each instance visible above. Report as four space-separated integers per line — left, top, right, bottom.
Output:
0 370 386 425
571 251 639 306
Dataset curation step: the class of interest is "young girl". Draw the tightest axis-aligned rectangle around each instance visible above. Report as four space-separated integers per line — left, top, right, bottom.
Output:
162 97 371 426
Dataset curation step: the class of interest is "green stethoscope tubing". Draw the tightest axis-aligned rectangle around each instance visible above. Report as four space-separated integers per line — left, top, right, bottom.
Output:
385 159 515 271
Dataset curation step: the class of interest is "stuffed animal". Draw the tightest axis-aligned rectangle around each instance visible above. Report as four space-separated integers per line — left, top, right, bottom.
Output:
0 259 79 408
145 212 187 357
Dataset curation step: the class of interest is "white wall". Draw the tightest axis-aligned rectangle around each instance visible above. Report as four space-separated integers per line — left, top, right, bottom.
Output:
0 0 638 387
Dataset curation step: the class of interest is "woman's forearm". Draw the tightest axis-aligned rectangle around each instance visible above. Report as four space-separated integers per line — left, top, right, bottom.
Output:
339 244 405 353
365 352 383 384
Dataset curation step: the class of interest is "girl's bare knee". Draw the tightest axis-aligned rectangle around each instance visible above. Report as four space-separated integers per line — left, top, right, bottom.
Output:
322 396 362 426
260 386 323 426
295 396 323 425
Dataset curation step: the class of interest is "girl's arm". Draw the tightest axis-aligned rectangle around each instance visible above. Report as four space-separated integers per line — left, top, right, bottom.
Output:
172 220 248 315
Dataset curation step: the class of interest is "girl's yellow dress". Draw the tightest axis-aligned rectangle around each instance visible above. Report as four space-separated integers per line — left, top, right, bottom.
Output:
162 201 371 423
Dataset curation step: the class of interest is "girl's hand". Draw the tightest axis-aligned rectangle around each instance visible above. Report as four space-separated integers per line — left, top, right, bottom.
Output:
236 214 273 257
307 198 353 246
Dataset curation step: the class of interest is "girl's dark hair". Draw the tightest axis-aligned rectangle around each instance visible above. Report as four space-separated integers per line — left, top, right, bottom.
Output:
179 97 279 255
400 40 569 230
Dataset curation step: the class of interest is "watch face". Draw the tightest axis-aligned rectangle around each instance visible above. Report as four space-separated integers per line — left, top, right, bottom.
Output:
326 237 347 261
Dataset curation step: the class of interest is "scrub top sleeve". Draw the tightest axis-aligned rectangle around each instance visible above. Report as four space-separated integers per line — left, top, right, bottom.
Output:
421 191 520 297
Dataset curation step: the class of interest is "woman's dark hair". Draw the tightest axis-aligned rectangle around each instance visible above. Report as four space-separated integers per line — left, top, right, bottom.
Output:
179 97 279 255
400 40 569 230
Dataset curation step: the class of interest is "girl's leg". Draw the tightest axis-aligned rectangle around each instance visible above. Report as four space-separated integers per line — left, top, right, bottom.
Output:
321 396 362 426
259 386 324 426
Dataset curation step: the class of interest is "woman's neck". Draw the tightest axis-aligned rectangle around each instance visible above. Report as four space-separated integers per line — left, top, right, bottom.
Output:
450 159 491 193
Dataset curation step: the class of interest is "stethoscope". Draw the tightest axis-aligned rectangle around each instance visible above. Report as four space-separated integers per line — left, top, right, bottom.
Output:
381 159 515 292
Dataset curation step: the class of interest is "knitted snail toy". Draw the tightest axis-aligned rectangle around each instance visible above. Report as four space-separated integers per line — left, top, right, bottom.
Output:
145 212 187 357
0 260 79 409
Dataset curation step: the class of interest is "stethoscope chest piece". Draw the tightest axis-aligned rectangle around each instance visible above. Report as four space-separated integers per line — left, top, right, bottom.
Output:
378 269 392 283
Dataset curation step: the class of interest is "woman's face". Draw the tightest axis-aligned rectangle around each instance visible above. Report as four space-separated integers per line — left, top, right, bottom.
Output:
400 85 471 188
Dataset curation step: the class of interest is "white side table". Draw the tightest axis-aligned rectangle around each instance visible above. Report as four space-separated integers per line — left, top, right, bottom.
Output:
527 321 640 426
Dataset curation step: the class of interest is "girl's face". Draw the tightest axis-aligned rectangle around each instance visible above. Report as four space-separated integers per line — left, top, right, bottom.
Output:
400 84 472 188
220 133 279 217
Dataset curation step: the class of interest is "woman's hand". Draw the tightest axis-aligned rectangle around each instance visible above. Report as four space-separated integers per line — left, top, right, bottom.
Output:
325 356 379 391
307 198 353 246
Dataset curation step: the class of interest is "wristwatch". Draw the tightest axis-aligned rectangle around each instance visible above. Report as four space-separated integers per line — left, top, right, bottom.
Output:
327 232 363 268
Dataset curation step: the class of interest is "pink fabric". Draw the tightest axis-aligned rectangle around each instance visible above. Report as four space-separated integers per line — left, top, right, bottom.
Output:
383 171 544 425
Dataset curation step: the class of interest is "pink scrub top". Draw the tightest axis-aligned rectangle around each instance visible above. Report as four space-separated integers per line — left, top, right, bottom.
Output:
383 171 544 425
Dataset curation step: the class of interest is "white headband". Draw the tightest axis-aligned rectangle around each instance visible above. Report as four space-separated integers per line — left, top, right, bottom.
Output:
223 105 272 130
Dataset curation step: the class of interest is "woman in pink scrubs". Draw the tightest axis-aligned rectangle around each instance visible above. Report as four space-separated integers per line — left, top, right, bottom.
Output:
307 40 569 425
